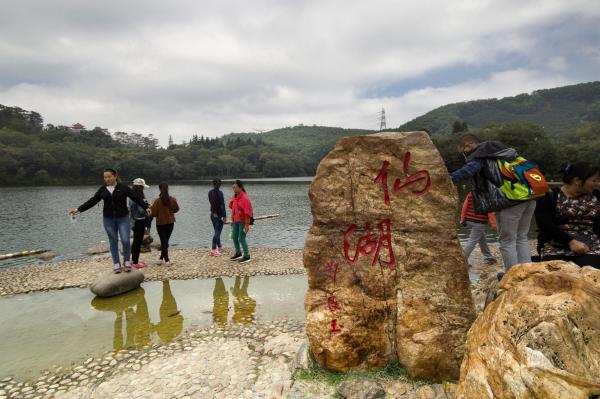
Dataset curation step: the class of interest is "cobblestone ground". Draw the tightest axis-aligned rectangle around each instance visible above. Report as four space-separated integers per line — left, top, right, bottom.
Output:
0 320 304 399
0 247 304 296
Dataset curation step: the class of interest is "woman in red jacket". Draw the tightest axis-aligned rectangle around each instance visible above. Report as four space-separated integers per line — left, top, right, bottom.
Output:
229 180 253 263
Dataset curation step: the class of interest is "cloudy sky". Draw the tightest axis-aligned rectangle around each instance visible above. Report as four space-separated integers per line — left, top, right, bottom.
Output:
1 0 599 145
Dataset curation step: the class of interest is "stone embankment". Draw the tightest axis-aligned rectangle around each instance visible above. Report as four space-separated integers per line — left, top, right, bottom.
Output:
0 247 304 296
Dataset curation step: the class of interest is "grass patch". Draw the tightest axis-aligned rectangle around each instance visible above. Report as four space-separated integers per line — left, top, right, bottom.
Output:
294 360 415 386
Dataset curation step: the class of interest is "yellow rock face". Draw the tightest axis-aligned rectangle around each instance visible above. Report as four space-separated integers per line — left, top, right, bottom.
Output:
457 261 600 399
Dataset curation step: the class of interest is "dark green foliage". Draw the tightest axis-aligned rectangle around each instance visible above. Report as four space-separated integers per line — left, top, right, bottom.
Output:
2 83 600 187
434 122 598 181
0 105 319 185
400 81 600 135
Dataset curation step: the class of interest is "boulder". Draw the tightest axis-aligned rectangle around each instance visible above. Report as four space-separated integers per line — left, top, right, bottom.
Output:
456 261 600 399
304 131 476 381
86 242 109 255
90 269 144 297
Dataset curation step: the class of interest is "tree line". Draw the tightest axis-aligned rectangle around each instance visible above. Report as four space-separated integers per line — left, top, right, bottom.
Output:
0 104 598 186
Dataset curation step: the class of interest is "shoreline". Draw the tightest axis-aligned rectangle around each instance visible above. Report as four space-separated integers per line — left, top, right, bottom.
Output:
0 247 304 297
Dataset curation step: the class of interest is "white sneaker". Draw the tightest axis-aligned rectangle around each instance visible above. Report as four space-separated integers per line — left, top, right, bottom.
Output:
155 259 164 266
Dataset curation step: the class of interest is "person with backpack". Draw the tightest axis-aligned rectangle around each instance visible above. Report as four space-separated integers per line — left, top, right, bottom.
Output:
208 178 227 257
150 182 180 266
460 191 497 267
129 178 150 269
535 162 600 268
451 134 548 271
68 168 150 273
228 180 253 263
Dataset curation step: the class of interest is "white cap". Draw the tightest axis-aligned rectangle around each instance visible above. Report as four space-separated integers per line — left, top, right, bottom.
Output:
133 178 150 188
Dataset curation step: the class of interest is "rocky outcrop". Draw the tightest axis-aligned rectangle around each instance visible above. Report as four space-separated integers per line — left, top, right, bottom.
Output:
457 261 600 399
304 131 476 381
90 269 144 297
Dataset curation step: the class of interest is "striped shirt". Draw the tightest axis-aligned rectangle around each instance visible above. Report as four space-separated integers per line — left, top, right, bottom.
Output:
461 192 493 224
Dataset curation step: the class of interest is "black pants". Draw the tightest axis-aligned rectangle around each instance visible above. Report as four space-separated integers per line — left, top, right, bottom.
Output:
542 254 600 269
156 223 174 261
131 219 146 264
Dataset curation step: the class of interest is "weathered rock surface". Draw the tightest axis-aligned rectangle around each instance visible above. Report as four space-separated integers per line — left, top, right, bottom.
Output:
336 377 386 399
304 131 475 381
90 269 144 297
457 261 600 399
85 243 109 255
35 251 57 261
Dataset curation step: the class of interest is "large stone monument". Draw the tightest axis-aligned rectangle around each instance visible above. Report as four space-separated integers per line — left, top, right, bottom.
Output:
304 131 476 381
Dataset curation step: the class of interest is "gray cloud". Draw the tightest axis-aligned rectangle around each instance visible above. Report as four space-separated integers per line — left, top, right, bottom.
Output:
0 0 599 144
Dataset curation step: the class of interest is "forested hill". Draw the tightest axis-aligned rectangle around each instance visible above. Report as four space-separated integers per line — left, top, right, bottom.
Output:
399 81 600 134
0 105 375 186
2 79 600 186
222 126 373 171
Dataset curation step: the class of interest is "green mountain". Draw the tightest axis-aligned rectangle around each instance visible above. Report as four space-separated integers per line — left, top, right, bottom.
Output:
399 81 600 134
2 80 600 186
222 125 374 172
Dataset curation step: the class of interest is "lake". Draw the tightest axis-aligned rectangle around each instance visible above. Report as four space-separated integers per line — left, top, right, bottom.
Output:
0 180 508 268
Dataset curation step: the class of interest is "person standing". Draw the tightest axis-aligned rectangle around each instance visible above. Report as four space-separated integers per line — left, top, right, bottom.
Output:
69 168 150 273
150 182 180 266
451 134 540 271
208 178 227 257
129 178 150 269
228 180 253 263
460 191 497 267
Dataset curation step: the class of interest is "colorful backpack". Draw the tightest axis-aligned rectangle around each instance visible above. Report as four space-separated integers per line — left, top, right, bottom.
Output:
496 157 548 200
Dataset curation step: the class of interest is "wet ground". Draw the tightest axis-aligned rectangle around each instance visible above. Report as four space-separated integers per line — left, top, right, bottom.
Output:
0 275 307 380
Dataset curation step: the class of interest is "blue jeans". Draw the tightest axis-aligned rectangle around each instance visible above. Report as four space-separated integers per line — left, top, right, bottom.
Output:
103 216 131 264
211 214 224 250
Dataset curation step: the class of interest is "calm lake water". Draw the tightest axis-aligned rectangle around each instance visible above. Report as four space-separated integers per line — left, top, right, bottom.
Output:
0 180 522 268
0 180 313 268
0 275 307 380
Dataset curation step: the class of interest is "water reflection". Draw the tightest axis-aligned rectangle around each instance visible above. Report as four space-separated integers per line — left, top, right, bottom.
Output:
155 281 183 342
212 278 229 327
91 281 183 351
90 278 259 350
231 276 256 324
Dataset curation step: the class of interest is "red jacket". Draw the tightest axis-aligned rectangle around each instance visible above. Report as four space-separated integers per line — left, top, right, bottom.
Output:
229 191 253 226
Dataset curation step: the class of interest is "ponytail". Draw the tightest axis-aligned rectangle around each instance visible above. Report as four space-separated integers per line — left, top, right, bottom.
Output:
159 182 170 206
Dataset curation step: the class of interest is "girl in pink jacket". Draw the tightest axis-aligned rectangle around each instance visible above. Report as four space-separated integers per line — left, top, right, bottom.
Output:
229 180 253 263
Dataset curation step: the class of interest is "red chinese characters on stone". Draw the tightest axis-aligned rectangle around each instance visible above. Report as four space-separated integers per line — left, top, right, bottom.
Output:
374 152 431 205
326 260 341 285
327 293 342 313
330 319 343 335
343 219 395 270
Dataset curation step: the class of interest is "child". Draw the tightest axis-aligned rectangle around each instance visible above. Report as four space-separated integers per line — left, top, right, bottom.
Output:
461 191 497 266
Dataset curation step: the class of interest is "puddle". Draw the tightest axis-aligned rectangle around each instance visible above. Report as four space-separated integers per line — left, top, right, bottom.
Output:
0 275 307 380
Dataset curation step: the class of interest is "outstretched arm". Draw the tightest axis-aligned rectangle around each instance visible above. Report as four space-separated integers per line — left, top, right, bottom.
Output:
451 159 484 184
72 188 102 214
